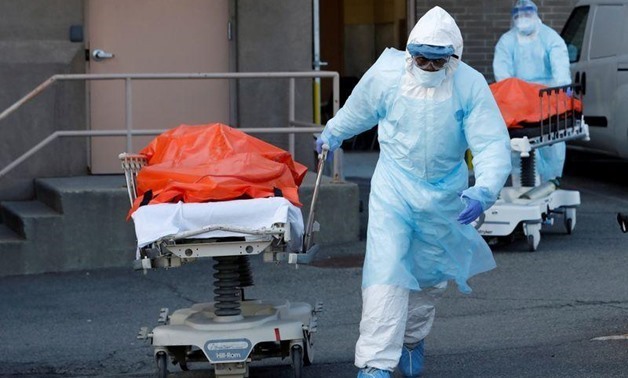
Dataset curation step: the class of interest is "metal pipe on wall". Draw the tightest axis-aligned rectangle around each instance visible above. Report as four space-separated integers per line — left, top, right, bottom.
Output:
312 0 323 125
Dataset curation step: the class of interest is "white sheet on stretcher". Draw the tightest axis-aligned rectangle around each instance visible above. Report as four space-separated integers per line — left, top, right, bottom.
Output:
132 197 304 252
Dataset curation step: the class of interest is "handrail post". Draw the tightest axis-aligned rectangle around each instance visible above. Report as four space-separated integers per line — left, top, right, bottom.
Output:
332 73 339 116
125 78 133 153
289 78 296 156
331 72 341 182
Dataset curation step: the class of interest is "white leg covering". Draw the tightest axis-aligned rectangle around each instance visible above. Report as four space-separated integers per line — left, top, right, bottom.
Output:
355 285 409 371
404 281 448 346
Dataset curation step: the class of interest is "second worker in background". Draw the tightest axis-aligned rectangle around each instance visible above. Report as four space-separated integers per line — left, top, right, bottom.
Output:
493 0 572 184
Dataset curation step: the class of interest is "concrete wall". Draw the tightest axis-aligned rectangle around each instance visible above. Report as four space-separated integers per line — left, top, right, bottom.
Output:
236 0 316 170
412 0 580 82
0 0 88 200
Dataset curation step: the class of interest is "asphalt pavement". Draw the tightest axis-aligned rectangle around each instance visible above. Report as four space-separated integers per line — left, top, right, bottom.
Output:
0 150 626 378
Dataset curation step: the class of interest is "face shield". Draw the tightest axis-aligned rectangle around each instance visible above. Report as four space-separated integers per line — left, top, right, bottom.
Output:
512 5 537 20
511 1 539 35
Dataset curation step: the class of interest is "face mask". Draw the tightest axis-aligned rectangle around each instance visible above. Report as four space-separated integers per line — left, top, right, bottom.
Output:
410 65 447 88
515 17 537 35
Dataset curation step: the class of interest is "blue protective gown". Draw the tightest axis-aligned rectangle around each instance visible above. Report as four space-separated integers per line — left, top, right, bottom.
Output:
493 23 571 87
322 49 511 293
493 22 571 182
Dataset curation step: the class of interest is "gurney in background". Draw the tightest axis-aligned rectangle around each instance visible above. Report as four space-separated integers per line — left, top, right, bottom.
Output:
119 124 326 378
476 79 590 251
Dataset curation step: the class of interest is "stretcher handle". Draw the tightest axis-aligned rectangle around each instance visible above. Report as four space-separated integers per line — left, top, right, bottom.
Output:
303 146 329 252
118 152 148 207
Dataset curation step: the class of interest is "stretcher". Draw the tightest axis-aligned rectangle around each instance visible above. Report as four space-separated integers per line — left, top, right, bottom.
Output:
476 83 590 251
119 147 328 378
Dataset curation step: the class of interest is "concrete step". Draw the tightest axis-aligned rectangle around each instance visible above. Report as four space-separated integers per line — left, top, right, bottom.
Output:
0 223 24 243
0 223 25 276
1 200 62 238
35 175 130 214
0 201 57 276
0 176 136 276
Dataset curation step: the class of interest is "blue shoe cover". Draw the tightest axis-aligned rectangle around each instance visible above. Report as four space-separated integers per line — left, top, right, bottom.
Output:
357 367 393 378
398 340 424 377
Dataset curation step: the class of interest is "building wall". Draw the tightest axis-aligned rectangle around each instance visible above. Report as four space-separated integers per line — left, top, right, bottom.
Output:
237 0 315 169
413 0 580 82
0 0 87 200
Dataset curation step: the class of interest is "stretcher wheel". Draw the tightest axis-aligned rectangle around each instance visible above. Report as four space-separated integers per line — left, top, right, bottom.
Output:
291 345 303 378
523 223 541 252
565 218 573 235
303 331 314 366
155 351 168 378
526 234 538 252
564 208 577 235
619 213 628 233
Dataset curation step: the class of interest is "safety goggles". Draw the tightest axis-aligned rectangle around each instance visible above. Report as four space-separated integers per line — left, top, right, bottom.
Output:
412 55 453 71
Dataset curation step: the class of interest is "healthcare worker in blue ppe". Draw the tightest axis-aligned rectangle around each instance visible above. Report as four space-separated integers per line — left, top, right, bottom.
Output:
316 6 511 378
493 0 572 184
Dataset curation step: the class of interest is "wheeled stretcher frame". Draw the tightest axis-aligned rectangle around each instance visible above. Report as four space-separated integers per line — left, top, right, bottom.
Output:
477 85 590 251
119 149 330 378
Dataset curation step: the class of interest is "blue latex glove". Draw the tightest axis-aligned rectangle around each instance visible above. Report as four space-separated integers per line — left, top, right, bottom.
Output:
315 136 334 162
457 197 483 225
566 87 573 98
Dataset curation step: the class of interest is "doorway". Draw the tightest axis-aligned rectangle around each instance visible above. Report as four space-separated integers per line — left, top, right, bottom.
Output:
320 0 408 151
86 0 232 173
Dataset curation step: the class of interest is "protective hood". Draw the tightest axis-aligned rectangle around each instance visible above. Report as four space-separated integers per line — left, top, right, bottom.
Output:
406 6 463 65
402 6 463 96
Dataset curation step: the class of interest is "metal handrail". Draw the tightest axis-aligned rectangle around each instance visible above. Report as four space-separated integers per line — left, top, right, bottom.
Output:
0 71 340 179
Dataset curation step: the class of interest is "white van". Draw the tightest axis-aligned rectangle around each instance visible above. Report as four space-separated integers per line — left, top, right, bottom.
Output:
560 0 628 159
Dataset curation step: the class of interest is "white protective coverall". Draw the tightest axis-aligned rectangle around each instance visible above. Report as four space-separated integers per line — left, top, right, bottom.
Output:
320 7 511 371
493 4 571 183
